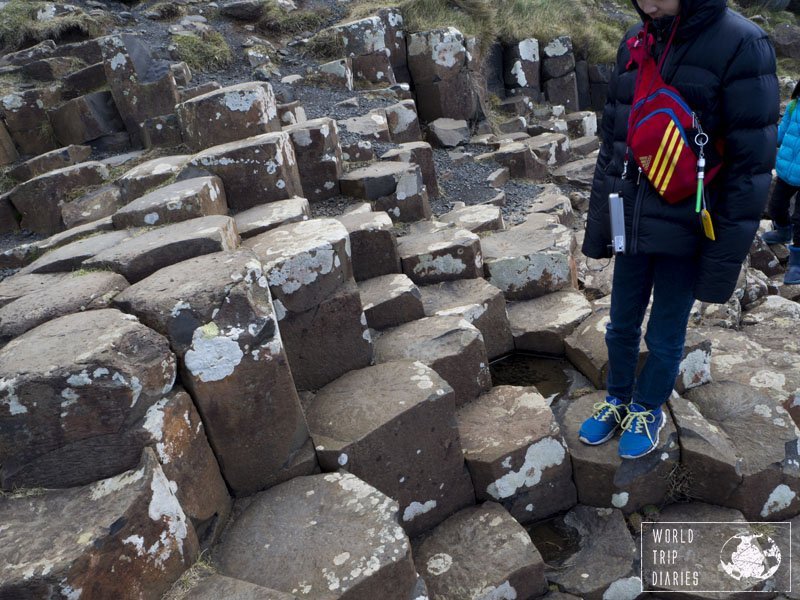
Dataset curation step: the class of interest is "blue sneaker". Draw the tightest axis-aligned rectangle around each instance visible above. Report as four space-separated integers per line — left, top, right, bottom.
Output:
618 403 666 459
579 396 629 445
786 245 800 285
762 223 792 245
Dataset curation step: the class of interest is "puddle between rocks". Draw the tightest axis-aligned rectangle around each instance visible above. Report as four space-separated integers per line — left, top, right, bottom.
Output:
527 516 582 567
489 352 593 407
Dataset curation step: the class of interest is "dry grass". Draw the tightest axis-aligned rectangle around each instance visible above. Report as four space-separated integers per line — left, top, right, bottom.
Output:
161 551 217 600
0 0 108 53
146 2 187 20
258 1 332 36
172 31 233 72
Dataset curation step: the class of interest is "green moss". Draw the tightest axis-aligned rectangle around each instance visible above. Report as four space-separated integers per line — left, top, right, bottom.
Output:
172 31 233 72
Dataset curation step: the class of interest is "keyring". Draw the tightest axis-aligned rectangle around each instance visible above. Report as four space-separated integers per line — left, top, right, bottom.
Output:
695 132 709 146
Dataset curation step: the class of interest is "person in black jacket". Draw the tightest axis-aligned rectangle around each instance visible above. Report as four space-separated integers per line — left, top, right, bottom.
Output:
578 0 778 458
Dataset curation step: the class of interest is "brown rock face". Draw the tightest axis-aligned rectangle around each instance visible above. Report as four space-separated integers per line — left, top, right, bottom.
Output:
283 117 343 201
0 309 177 490
9 144 92 182
48 91 125 146
0 448 199 600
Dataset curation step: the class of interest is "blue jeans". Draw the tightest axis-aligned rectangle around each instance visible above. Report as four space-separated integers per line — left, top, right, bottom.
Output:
606 254 698 409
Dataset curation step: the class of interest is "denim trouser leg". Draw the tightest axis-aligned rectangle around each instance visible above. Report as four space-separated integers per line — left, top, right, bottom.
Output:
605 254 698 409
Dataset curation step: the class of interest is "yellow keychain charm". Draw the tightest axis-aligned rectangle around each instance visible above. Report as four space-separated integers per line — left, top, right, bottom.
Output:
700 208 716 240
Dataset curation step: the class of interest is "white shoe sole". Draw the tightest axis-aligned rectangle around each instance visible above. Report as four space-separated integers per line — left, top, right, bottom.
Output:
619 411 666 459
579 427 618 446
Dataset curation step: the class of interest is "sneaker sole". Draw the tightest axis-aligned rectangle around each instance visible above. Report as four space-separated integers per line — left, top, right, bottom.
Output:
619 411 667 459
579 427 618 446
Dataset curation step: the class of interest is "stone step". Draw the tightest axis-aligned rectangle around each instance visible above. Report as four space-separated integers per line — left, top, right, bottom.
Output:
526 185 575 225
283 117 342 202
63 184 124 228
397 227 483 285
8 144 91 182
113 248 315 497
335 210 401 282
427 118 470 148
216 472 419 598
380 140 439 198
374 315 490 406
358 273 424 331
117 155 191 204
418 278 513 361
181 132 301 211
481 220 577 300
83 215 240 283
0 449 198 599
112 176 228 229
19 229 131 275
385 99 422 143
524 132 571 166
176 81 280 151
0 308 177 489
438 204 505 233
413 502 548 599
457 385 576 524
306 360 474 536
507 289 592 356
234 196 310 239
564 110 598 139
48 91 126 146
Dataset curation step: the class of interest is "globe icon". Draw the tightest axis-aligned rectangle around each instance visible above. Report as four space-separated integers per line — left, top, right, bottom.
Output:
719 533 782 582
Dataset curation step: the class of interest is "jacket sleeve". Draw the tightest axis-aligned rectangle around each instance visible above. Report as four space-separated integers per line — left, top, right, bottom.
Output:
693 35 779 304
777 103 792 146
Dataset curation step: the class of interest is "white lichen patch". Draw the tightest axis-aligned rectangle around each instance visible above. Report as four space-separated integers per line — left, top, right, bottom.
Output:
518 38 540 62
478 580 517 600
426 552 453 576
143 399 170 463
603 577 643 600
403 500 437 522
413 254 466 277
148 467 188 566
90 466 145 500
750 371 786 390
761 484 796 517
171 300 191 317
144 212 160 225
611 491 629 508
184 322 244 383
0 377 26 415
487 437 565 499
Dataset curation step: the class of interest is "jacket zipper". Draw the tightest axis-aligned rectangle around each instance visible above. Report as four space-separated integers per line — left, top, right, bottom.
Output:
631 168 645 254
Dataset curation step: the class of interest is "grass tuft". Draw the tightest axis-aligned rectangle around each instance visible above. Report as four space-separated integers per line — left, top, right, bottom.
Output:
147 2 187 20
161 550 217 600
172 31 233 72
305 29 347 60
258 2 332 36
0 1 107 53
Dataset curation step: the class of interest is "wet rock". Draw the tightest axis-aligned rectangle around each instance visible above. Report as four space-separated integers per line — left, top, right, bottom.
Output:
183 132 301 211
118 155 191 204
217 473 418 597
358 274 424 330
112 176 227 229
413 502 548 599
10 161 109 235
235 196 310 239
397 228 483 285
9 144 91 182
557 391 680 513
0 270 129 344
83 215 240 283
0 309 177 489
176 81 280 151
507 289 592 356
48 91 126 146
458 386 576 523
307 360 475 536
547 505 638 600
418 278 513 361
0 449 198 599
114 249 314 497
335 210 401 281
283 117 343 201
374 315 491 406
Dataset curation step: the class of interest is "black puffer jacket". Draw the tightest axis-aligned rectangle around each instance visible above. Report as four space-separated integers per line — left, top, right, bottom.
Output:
582 0 779 303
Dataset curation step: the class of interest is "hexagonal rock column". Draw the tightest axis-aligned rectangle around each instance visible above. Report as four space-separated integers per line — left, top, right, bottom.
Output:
490 141 548 179
329 17 396 86
183 132 302 212
217 473 419 598
113 249 315 496
1 86 60 155
507 289 592 356
385 99 422 143
117 155 191 204
481 221 576 300
283 117 343 201
176 81 280 151
407 28 477 122
547 505 638 599
683 381 800 520
335 210 401 281
0 120 19 166
0 308 177 490
100 35 180 147
373 163 432 222
0 272 70 307
112 176 228 229
457 386 576 524
374 315 491 406
63 184 124 228
318 58 354 91
340 161 430 221
565 110 598 138
542 37 579 110
526 132 571 166
381 140 440 197
0 449 198 600
306 361 475 536
48 91 126 146
234 196 310 239
413 502 548 599
358 274 424 331
9 144 91 182
18 230 130 275
10 161 109 235
504 38 541 97
0 270 129 344
439 205 505 233
397 228 483 285
418 278 513 361
84 215 240 283
557 391 679 513
339 109 391 142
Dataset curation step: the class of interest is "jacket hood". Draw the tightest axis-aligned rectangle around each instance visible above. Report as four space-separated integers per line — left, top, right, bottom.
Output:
630 0 727 39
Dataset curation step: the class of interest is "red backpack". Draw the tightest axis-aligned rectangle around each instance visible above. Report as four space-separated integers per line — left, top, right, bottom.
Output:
625 20 723 207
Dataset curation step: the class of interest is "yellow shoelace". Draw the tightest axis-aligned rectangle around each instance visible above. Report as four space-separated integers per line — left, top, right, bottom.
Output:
620 408 658 447
591 400 625 424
